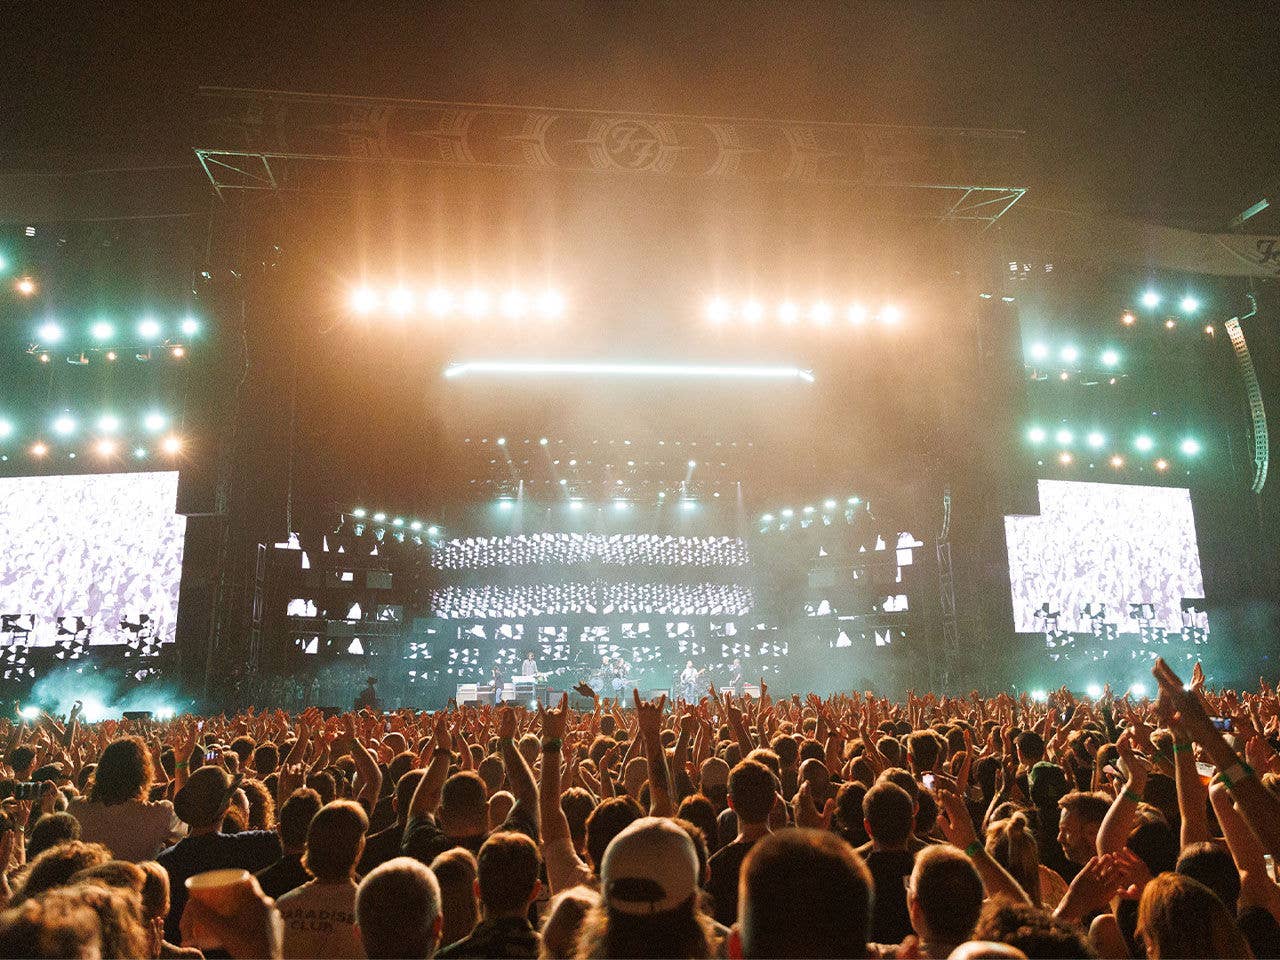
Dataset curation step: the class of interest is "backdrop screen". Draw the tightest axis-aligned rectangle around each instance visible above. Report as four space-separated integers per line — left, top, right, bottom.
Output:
1005 480 1205 633
0 472 186 646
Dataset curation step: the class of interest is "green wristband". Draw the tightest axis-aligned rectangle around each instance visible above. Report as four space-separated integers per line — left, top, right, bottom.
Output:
541 739 563 753
1172 743 1192 754
964 840 982 857
1122 788 1142 803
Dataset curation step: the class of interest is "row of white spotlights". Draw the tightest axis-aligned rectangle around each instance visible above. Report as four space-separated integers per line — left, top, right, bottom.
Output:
705 298 903 327
759 496 862 524
349 285 567 320
350 509 441 537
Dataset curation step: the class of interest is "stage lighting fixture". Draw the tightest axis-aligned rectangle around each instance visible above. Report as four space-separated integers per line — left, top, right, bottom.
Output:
1110 455 1124 468
1086 431 1106 449
1086 682 1103 698
388 287 414 316
80 698 106 723
706 297 731 323
1155 458 1169 471
409 520 422 531
427 525 440 536
138 317 161 339
0 419 11 439
37 321 63 343
1029 342 1049 360
154 705 175 720
161 435 182 454
1141 290 1160 309
95 438 117 457
15 277 36 296
848 496 861 505
778 301 799 324
1058 451 1073 465
613 499 630 511
568 499 584 511
742 299 764 323
1121 311 1136 325
1204 324 1215 335
559 478 568 486
392 517 404 526
1180 295 1200 314
809 301 833 325
350 287 378 313
30 441 47 457
133 447 147 459
0 254 6 273
496 437 506 446
19 705 38 720
657 491 666 499
687 459 696 468
171 345 185 358
879 304 902 324
426 288 454 315
52 415 76 436
1030 689 1047 703
180 316 200 336
1164 318 1176 330
802 505 814 514
539 437 549 446
1058 371 1070 381
106 351 117 361
501 289 529 319
537 289 566 319
1055 428 1073 445
352 508 367 518
679 499 696 510
1130 682 1147 697
90 320 114 341
463 288 490 318
847 302 868 325
1027 426 1047 444
823 499 836 509
143 412 166 433
761 513 773 522
1134 435 1154 452
1179 437 1201 456
780 508 794 518
444 360 816 383
498 499 515 511
372 512 386 522
1101 349 1119 367
1059 345 1079 363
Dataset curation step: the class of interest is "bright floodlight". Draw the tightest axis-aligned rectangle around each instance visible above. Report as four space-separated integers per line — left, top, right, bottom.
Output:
802 505 815 515
90 320 114 341
1134 435 1154 452
37 321 63 343
387 287 414 316
161 435 182 454
350 287 378 313
1086 683 1103 699
680 499 696 510
80 698 106 723
426 288 454 315
1086 431 1106 449
95 438 117 457
97 414 120 434
823 499 836 509
1110 455 1124 468
138 317 161 339
1060 345 1079 363
1141 290 1161 308
498 499 515 511
780 508 794 518
569 499 584 511
613 499 630 511
463 288 490 317
1101 349 1119 367
1155 458 1169 471
30 441 47 457
778 301 799 324
19 705 39 720
15 277 36 296
154 706 175 721
444 360 815 383
1030 689 1047 703
706 297 731 324
1130 682 1147 698
351 508 367 518
1180 437 1201 456
133 446 147 459
848 496 861 505
143 412 166 433
496 437 506 446
879 304 902 325
1122 311 1136 325
392 517 404 526
1055 428 1073 445
0 419 12 438
501 289 528 319
1029 342 1049 360
1027 426 1047 444
1058 451 1073 465
847 303 868 325
180 316 200 336
1180 295 1200 314
427 525 439 536
761 513 773 522
539 437 549 446
809 301 833 325
372 512 387 522
742 299 764 323
687 459 696 468
537 289 566 319
52 415 76 436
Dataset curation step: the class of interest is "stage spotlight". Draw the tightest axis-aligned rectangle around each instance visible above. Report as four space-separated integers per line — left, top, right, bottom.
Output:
742 299 764 323
1086 682 1103 699
569 499 584 511
1204 324 1215 336
105 351 117 361
761 513 773 522
823 499 836 509
1164 318 1176 330
778 301 799 324
1058 451 1073 465
537 288 566 319
1059 371 1070 381
15 277 36 296
1027 426 1047 444
427 525 440 536
679 499 696 510
180 316 200 336
780 508 794 518
95 438 117 457
1130 682 1147 697
879 304 902 324
171 345 185 358
38 352 49 363
143 412 166 433
802 505 815 514
138 317 161 339
351 508 367 518
161 435 182 455
19 705 39 720
462 288 490 318
0 419 11 438
90 321 114 341
37 321 63 343
391 517 404 526
1121 311 1136 325
1180 295 1200 314
848 496 861 505
496 437 506 446
372 512 386 523
1134 435 1154 452
52 415 76 436
387 287 414 316
1110 455 1124 468
809 301 833 325
1029 342 1049 360
154 706 175 721
80 698 106 723
1059 345 1079 363
1101 349 1119 367
1179 437 1201 456
1055 428 1073 445
539 437 549 446
30 441 48 457
613 499 630 511
426 288 454 315
501 289 529 319
1155 458 1169 471
1141 290 1160 309
559 478 568 486
1030 689 1047 703
687 459 696 468
133 447 147 459
1086 431 1106 449
350 287 378 314
706 296 731 324
846 302 868 325
498 499 515 511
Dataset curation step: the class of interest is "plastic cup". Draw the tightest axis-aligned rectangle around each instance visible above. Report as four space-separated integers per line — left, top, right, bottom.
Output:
184 868 250 948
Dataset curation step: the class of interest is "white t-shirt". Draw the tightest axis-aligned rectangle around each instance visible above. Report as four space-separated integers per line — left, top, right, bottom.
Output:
67 797 186 862
276 879 360 960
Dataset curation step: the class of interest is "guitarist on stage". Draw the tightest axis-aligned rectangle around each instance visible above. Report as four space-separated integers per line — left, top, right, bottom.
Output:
679 660 703 701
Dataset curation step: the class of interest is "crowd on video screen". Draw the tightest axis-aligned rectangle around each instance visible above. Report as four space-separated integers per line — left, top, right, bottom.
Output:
1005 479 1205 634
430 580 755 620
0 472 186 647
431 533 750 570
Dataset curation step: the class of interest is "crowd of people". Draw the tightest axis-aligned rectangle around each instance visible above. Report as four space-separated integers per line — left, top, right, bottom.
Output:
1 656 1278 958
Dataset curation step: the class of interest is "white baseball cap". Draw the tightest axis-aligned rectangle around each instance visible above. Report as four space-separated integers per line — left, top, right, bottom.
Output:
600 817 699 916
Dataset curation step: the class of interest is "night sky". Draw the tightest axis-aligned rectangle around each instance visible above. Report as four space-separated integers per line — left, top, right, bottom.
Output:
2 1 1277 229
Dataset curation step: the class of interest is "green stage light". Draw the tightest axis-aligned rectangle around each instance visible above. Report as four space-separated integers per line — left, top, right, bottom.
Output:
1059 345 1079 363
1180 295 1200 314
1141 290 1160 309
1086 683 1103 698
1130 682 1147 697
427 525 439 536
0 419 11 438
180 316 200 336
1055 428 1073 445
133 447 147 459
97 414 120 434
137 317 161 339
498 499 515 511
1029 342 1049 361
568 499 584 511
0 254 7 273
1086 431 1106 449
1180 437 1201 456
802 505 815 514
1030 689 1047 703
143 412 166 433
1134 435 1154 452
1027 426 1047 444
37 321 63 343
1101 349 1119 367
409 520 422 531
372 512 386 523
391 517 404 527
613 499 630 511
823 499 836 510
680 499 697 510
52 415 76 436
352 508 366 518
91 321 114 341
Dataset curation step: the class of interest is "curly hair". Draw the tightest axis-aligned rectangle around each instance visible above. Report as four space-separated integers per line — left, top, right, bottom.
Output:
88 738 153 807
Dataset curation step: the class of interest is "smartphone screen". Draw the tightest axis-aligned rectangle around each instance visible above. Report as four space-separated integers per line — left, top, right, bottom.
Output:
921 773 936 791
205 750 219 763
1210 716 1232 731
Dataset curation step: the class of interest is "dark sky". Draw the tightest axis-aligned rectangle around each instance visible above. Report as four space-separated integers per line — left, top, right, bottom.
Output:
2 1 1277 228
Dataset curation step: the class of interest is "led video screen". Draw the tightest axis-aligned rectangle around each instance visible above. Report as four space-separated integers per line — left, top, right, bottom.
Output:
0 472 186 646
1005 480 1204 633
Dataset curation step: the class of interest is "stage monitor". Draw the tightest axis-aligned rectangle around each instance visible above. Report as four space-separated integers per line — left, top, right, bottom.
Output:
1005 479 1204 634
0 472 187 647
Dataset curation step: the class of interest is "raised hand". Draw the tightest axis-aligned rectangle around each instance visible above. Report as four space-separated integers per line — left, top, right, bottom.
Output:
540 692 570 742
633 689 667 738
795 780 836 830
497 706 518 740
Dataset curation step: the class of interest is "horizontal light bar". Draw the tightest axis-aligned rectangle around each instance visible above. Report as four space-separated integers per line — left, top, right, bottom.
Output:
444 360 815 383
